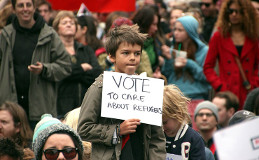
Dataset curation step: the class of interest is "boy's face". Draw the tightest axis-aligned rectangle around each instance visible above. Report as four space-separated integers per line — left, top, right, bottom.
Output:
162 117 181 137
109 42 141 75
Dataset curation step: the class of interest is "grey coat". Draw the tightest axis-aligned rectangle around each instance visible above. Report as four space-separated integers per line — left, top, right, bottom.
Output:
0 24 71 120
78 74 166 160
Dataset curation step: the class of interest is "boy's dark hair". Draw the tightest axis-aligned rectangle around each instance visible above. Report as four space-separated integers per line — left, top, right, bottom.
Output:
0 138 23 160
11 0 35 9
105 24 147 57
214 91 239 112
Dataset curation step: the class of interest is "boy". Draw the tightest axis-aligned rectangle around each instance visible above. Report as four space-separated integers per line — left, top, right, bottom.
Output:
163 85 206 159
78 24 166 160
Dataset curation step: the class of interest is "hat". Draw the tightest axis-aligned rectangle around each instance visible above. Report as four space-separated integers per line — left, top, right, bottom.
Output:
194 101 219 121
228 110 256 126
32 114 83 160
111 17 133 29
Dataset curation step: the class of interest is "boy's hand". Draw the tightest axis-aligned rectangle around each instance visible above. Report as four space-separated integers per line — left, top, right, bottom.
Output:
120 119 141 136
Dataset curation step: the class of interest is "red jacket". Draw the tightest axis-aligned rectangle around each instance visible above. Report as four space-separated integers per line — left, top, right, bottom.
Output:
204 31 259 109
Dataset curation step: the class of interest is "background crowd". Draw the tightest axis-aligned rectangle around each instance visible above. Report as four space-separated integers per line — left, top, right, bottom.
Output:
0 0 259 159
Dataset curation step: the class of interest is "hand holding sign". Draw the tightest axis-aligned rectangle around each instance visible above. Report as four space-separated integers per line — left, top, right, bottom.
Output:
120 119 141 135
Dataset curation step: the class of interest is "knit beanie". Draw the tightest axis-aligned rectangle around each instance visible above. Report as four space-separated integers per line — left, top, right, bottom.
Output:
194 101 219 121
32 114 83 160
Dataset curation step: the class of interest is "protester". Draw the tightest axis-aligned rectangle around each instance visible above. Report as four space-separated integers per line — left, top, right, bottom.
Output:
228 110 256 126
75 15 104 53
52 11 102 118
0 0 72 128
33 114 84 160
0 137 23 160
0 101 34 159
194 101 218 159
36 0 53 26
163 85 206 159
64 107 91 160
212 91 239 128
162 15 211 130
203 0 259 109
243 88 259 115
199 0 218 43
97 17 153 78
251 0 259 17
133 5 171 78
78 24 166 160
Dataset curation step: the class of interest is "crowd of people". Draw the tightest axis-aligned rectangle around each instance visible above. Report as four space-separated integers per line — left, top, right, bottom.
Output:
0 0 259 159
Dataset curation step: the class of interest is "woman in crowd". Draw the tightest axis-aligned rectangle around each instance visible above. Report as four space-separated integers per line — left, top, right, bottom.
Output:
75 15 103 52
162 16 211 129
52 11 103 118
33 114 83 160
133 5 171 78
203 0 259 109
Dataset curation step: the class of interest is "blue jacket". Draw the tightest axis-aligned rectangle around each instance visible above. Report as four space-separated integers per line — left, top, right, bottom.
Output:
162 16 211 99
165 124 206 160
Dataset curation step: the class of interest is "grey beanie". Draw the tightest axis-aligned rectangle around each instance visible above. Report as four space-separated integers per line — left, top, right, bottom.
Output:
194 101 219 121
32 114 83 160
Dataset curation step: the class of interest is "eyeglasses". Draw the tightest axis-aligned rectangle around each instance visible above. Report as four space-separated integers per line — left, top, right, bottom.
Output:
197 113 214 117
199 2 212 8
227 8 242 15
43 148 78 160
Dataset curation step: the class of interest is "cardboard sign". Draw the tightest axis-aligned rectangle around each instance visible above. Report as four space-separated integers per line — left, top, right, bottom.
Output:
213 117 259 160
101 71 164 126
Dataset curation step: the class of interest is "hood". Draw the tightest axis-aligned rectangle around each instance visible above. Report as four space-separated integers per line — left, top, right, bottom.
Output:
176 16 206 50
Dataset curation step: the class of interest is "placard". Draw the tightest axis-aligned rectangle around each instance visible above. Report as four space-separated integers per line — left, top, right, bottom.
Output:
213 117 259 160
101 71 164 126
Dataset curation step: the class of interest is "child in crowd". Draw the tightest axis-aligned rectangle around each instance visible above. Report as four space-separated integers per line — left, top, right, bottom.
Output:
77 24 166 160
163 85 206 159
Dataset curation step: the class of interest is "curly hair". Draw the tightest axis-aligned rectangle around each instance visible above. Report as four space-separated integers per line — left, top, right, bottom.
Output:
216 0 259 39
163 85 191 124
0 138 23 160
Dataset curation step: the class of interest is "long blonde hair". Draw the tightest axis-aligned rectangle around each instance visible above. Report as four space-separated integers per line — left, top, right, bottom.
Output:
163 85 191 124
64 108 91 160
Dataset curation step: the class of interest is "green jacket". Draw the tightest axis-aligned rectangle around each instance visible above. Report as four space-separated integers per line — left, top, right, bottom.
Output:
78 74 166 160
0 24 71 121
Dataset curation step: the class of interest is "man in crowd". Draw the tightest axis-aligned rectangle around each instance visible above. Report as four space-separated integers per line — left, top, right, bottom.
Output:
212 91 239 128
194 101 218 159
199 0 218 43
0 0 71 128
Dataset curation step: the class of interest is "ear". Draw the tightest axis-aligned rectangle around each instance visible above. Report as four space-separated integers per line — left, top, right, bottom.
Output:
15 122 21 134
228 108 235 117
109 54 116 63
82 26 87 34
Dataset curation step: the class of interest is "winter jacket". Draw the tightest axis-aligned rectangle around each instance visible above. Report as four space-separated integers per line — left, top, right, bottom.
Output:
78 74 166 160
165 124 206 160
203 31 259 109
0 23 71 121
57 42 103 117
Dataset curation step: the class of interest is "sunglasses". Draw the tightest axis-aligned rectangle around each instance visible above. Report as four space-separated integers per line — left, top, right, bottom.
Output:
199 2 212 8
43 148 78 160
227 8 242 15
